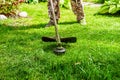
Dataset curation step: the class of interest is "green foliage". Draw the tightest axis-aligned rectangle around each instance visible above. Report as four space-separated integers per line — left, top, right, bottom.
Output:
98 0 120 14
97 0 105 3
25 0 38 3
95 0 110 3
0 0 22 17
83 0 109 3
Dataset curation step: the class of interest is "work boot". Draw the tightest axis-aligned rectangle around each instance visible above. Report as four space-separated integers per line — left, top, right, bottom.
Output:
45 21 54 27
45 19 59 28
45 19 58 27
77 18 87 25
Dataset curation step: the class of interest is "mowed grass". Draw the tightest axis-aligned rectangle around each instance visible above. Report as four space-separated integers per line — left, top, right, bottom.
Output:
0 2 120 80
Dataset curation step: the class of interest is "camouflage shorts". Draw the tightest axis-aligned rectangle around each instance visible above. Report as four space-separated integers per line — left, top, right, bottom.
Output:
48 0 84 22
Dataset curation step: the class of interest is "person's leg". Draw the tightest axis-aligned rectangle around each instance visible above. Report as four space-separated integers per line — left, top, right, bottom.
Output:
46 0 60 27
71 0 86 25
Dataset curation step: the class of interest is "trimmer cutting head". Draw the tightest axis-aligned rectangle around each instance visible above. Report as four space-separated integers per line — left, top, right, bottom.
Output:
42 36 76 54
53 47 66 54
42 36 77 43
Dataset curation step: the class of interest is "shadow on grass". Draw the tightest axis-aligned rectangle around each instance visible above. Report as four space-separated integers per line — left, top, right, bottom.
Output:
1 21 120 54
59 21 78 25
43 43 56 52
0 22 73 55
94 12 120 17
0 23 46 31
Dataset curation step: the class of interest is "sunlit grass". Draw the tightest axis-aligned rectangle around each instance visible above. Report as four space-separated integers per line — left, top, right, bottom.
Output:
0 2 120 80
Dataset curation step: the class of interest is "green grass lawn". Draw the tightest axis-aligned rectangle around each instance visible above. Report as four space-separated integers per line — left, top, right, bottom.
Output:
0 2 120 80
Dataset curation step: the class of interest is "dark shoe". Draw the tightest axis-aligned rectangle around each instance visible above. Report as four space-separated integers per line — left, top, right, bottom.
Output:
45 19 59 28
45 21 54 27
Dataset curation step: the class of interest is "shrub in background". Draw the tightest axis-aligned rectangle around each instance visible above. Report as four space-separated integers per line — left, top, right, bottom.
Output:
98 0 120 14
38 0 47 2
94 0 107 3
0 0 24 17
83 0 110 3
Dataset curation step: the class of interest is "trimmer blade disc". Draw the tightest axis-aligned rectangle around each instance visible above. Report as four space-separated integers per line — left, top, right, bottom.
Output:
42 36 56 42
53 47 66 54
42 36 76 43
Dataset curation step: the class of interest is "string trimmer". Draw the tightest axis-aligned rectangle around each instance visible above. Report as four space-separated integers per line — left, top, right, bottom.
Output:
42 0 77 54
